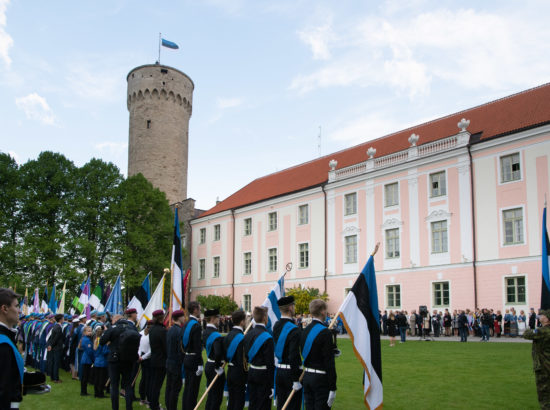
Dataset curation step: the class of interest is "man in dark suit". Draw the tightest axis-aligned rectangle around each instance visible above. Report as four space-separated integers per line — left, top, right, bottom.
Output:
165 309 185 410
244 306 274 410
273 296 301 410
301 299 337 409
202 308 225 410
182 301 203 410
224 309 247 410
46 313 65 383
148 309 167 410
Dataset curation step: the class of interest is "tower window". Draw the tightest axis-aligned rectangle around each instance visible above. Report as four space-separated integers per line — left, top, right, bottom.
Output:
147 120 151 129
161 68 168 74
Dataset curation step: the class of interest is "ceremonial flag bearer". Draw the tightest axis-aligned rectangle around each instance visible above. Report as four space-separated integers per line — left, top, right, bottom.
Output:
273 295 302 410
202 308 225 410
148 309 167 410
165 309 185 410
182 301 203 409
244 306 275 410
224 309 248 410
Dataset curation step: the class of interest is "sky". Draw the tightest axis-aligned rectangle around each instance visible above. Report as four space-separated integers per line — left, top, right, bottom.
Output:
1 0 550 211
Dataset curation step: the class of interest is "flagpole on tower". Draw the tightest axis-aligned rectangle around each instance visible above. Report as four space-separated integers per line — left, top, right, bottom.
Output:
158 32 161 64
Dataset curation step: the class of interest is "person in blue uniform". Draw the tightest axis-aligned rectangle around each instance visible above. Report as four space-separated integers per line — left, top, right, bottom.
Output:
182 301 203 410
244 306 274 410
301 299 337 409
93 325 109 398
224 309 247 410
79 326 94 396
202 308 225 410
148 309 167 410
273 296 302 410
165 309 185 410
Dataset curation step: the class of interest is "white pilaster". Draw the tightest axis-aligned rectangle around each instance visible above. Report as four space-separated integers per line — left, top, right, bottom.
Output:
366 180 375 255
408 170 420 267
458 156 473 262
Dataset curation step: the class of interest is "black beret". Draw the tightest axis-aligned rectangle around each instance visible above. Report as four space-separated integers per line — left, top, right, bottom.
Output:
204 308 220 318
277 295 295 307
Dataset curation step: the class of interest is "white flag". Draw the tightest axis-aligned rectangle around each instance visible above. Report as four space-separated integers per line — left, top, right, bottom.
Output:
139 274 165 329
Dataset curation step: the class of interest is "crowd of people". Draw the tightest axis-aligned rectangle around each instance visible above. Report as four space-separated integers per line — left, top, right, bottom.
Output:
380 307 545 343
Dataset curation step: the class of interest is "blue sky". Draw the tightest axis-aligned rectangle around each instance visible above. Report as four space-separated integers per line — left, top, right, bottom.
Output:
1 0 549 210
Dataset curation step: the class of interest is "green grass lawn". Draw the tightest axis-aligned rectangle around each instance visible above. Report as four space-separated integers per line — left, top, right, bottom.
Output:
24 338 539 409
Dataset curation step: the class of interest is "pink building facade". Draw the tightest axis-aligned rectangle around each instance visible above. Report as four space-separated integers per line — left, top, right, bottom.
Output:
190 85 550 315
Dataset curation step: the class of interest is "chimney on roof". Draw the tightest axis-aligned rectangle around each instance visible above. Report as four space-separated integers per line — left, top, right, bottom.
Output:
216 196 221 205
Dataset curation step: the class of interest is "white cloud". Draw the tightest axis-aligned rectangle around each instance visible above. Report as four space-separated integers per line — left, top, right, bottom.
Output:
297 16 335 60
291 7 550 98
0 0 13 67
66 62 125 102
217 97 243 109
95 141 128 156
329 113 414 145
15 93 56 125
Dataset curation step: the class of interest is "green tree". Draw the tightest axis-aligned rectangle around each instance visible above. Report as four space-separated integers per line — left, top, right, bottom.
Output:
196 294 238 315
117 174 173 290
286 286 329 315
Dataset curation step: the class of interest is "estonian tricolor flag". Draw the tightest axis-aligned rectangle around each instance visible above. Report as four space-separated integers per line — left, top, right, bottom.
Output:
541 206 550 309
339 255 383 409
171 208 184 311
127 273 152 320
161 38 179 50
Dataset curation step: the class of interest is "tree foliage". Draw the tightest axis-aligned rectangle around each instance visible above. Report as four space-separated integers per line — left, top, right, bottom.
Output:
196 294 238 315
286 286 329 315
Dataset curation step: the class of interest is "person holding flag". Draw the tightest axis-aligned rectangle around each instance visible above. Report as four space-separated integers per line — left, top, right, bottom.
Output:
165 309 185 410
223 309 248 410
202 308 225 410
182 301 204 409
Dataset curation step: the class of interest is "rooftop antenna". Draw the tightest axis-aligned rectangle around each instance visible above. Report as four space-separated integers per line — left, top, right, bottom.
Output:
318 126 322 157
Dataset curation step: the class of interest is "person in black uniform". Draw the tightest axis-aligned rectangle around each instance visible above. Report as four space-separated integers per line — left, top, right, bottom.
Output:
0 288 23 410
202 308 225 410
165 309 185 410
244 306 274 410
148 309 167 410
273 296 302 410
47 313 65 383
224 309 247 410
301 299 337 409
182 301 203 410
100 308 139 410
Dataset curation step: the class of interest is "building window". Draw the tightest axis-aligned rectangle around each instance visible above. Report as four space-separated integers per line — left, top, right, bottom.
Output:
244 218 252 236
268 248 277 272
299 243 309 268
299 204 309 225
384 183 399 207
500 153 521 183
344 193 357 216
199 259 205 280
182 234 187 248
199 228 206 244
503 208 524 245
345 235 357 263
268 212 278 231
214 224 221 241
430 171 446 197
431 220 448 253
385 228 400 258
243 252 252 275
506 276 526 304
433 282 449 307
243 294 251 313
386 285 401 309
213 257 220 278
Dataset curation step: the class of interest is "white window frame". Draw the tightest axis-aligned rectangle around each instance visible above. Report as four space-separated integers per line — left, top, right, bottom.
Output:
243 218 252 236
243 294 251 313
385 228 400 259
199 259 205 280
298 204 309 225
299 242 309 269
213 256 220 278
384 182 399 207
432 281 450 308
501 206 525 246
214 224 221 241
504 275 527 305
243 252 252 276
345 235 357 264
344 192 357 216
431 220 448 254
386 284 401 309
268 248 278 272
199 228 206 244
429 171 447 198
268 212 278 231
499 152 522 184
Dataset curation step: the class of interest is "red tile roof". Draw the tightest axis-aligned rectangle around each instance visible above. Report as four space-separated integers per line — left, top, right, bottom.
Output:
201 83 550 217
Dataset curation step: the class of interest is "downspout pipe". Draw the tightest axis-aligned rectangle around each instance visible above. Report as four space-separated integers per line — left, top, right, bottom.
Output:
467 144 478 310
231 210 235 300
322 185 328 294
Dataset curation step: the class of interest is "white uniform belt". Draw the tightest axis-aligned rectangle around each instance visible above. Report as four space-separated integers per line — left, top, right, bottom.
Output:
10 403 21 409
185 352 196 355
304 367 326 374
249 364 267 370
228 362 235 366
207 359 216 363
276 363 292 369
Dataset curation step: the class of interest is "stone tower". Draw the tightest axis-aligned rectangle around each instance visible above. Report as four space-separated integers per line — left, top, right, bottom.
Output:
127 64 194 205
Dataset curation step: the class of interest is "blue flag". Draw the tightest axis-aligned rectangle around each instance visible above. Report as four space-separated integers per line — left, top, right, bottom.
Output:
48 284 57 314
541 206 550 309
105 275 123 314
161 38 179 50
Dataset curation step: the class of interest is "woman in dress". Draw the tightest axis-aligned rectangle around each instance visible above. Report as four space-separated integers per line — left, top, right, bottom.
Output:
517 310 527 335
503 309 511 336
387 311 398 347
509 308 519 337
494 310 502 337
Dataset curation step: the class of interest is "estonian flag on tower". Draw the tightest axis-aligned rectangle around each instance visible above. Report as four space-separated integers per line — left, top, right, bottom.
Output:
541 206 550 309
339 255 383 409
161 38 179 50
